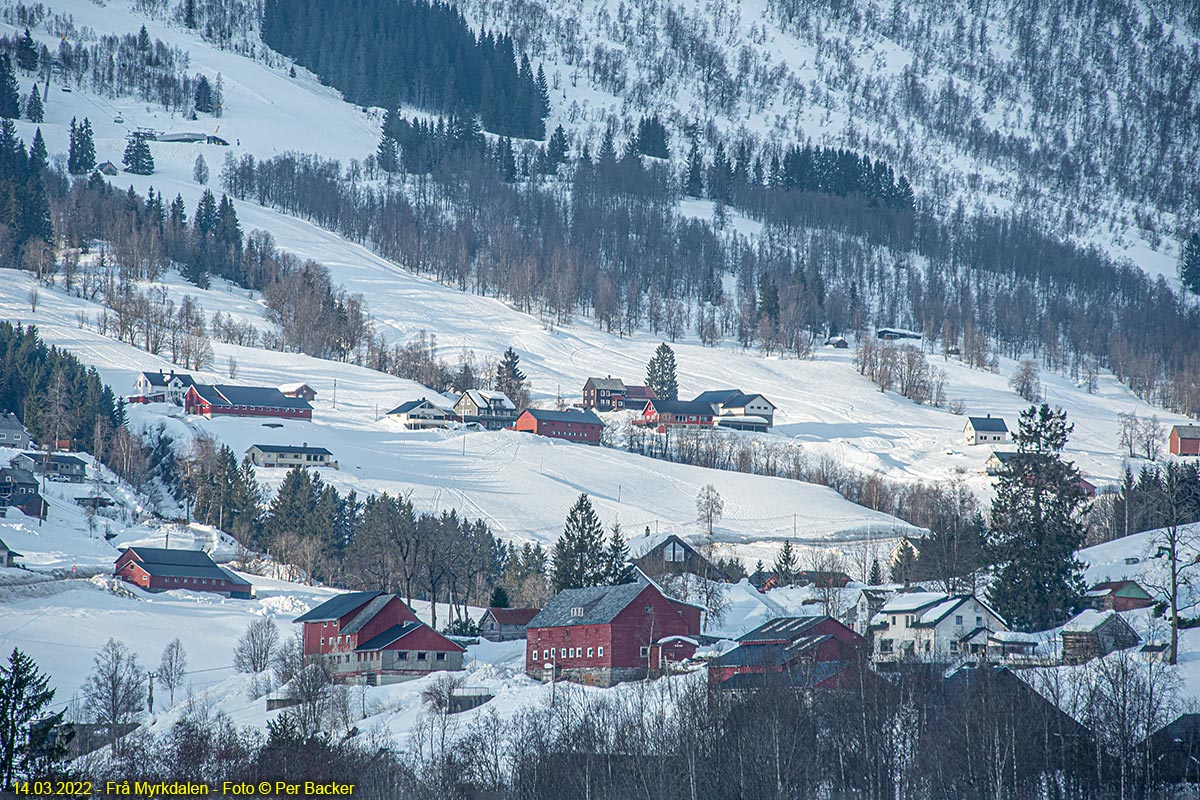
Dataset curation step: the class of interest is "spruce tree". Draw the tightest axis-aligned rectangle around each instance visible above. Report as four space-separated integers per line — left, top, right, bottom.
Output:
24 88 42 123
122 135 154 175
193 154 209 185
0 54 19 119
684 142 704 197
645 342 679 401
489 586 510 608
27 128 47 173
634 115 669 159
494 347 527 404
194 75 215 113
1180 232 1200 295
16 29 38 73
772 540 798 586
604 521 633 585
536 64 550 119
376 133 399 173
551 493 607 592
868 558 883 585
986 404 1088 630
0 648 57 787
68 119 96 174
194 189 218 237
546 125 568 168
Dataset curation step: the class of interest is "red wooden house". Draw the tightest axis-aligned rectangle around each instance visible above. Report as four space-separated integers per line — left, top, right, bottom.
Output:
707 615 866 689
114 546 254 598
525 582 702 686
514 408 604 445
1170 425 1200 456
294 591 464 684
1083 580 1154 612
185 384 313 420
635 399 715 430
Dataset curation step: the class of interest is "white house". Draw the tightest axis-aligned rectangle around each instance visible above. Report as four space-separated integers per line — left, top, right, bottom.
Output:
964 415 1008 446
454 390 517 430
872 592 1009 661
693 389 777 432
245 444 337 469
386 398 453 429
134 370 196 405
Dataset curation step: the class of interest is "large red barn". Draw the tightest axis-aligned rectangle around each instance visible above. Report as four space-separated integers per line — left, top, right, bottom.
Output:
114 546 254 598
514 408 604 445
707 615 866 689
525 582 702 686
185 384 313 420
1170 425 1200 456
293 591 464 684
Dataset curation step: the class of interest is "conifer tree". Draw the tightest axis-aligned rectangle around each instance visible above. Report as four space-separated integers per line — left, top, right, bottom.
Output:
194 75 215 113
645 343 679 401
192 154 209 185
545 125 568 169
193 189 218 237
27 128 47 173
24 88 42 123
0 648 58 786
0 54 19 119
986 404 1088 630
1180 232 1200 295
604 521 633 585
684 141 704 197
772 541 798 586
551 493 607 592
122 135 154 175
634 115 669 159
536 64 550 119
494 347 528 407
376 133 399 173
16 29 38 73
868 558 883 585
68 119 96 175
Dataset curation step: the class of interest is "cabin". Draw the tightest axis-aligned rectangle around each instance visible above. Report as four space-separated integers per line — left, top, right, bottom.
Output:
479 607 541 641
1060 610 1141 664
825 335 849 349
982 450 1015 475
293 591 463 684
525 582 701 687
0 413 31 449
245 444 337 469
1083 580 1154 612
1169 424 1200 456
629 534 729 582
636 398 715 429
582 377 627 410
0 467 44 518
386 398 453 429
96 161 119 176
185 384 313 420
132 370 195 405
876 328 922 341
0 537 22 568
454 390 517 430
278 383 317 402
12 452 86 483
515 408 604 445
872 592 1009 662
693 389 776 431
964 415 1008 446
708 615 866 689
114 546 254 598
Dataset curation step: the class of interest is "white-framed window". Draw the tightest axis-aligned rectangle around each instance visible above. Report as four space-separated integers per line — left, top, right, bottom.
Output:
976 616 983 626
587 648 594 657
436 653 446 661
417 652 427 661
639 646 650 657
571 606 584 617
320 637 325 645
598 646 604 657
560 648 566 658
955 615 963 626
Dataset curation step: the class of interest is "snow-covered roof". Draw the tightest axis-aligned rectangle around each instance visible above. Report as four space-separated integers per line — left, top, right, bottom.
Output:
277 382 313 393
460 389 515 410
881 591 948 613
1062 609 1117 633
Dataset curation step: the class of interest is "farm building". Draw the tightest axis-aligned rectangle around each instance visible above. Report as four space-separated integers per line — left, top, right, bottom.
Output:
525 582 701 686
514 408 604 445
245 444 337 469
1060 610 1140 665
1169 425 1200 456
479 607 541 641
185 384 313 420
964 415 1008 446
114 546 253 598
294 591 463 684
386 398 454 429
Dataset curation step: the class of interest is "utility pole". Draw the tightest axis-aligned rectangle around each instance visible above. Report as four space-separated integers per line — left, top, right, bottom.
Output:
147 671 154 714
333 379 337 410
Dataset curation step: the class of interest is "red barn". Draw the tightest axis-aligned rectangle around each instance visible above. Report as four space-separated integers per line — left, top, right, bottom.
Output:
515 408 604 445
525 582 701 686
293 591 463 684
114 546 254 598
1084 580 1154 612
636 399 715 429
185 384 313 420
707 615 866 689
1170 425 1200 456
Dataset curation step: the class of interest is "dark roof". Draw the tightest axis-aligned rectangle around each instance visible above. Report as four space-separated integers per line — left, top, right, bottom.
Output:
692 390 774 410
0 412 25 431
248 444 332 456
623 385 657 399
293 591 382 623
708 642 789 668
717 661 849 690
528 583 652 628
647 399 715 416
387 398 446 415
521 408 603 426
0 467 37 485
0 537 21 557
1172 425 1200 439
1150 713 1200 745
194 385 313 410
737 616 830 643
20 452 85 466
355 622 421 651
141 370 195 388
967 416 1008 433
121 547 250 585
484 607 541 626
989 450 1017 462
585 377 626 391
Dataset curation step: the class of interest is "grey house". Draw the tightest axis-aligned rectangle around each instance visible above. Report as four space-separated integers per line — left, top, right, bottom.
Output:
454 390 517 430
0 536 22 568
0 413 31 449
12 452 86 483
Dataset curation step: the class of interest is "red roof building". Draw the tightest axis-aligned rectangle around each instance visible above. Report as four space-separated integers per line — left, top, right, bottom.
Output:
1083 580 1155 612
635 399 715 430
515 408 604 445
114 546 253 598
525 582 701 686
479 606 541 641
185 384 313 420
293 591 464 684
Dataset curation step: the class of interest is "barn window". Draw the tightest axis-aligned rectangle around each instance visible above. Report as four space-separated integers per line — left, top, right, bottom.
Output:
598 647 604 657
320 637 325 645
436 653 446 661
417 652 427 661
397 651 408 660
560 648 567 659
640 646 650 657
571 606 584 618
587 648 594 658
955 615 963 626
